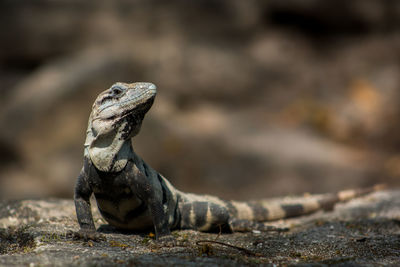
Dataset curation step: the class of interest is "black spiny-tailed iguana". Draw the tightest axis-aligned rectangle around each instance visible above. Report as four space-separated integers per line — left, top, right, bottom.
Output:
74 82 383 240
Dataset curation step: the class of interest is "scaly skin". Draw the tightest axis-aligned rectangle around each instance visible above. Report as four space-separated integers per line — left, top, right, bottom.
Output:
74 82 383 240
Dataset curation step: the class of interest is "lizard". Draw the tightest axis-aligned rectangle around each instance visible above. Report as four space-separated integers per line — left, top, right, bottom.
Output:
74 82 384 241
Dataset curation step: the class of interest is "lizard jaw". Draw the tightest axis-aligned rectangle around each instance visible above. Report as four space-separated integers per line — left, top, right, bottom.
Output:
93 82 156 121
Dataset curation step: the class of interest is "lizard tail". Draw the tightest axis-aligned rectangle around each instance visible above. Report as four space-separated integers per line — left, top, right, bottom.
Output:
228 184 385 222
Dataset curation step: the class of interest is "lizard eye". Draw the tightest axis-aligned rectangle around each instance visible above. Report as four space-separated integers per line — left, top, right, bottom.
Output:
111 87 124 97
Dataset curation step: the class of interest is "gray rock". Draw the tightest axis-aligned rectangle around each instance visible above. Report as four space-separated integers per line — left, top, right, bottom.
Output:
0 190 399 266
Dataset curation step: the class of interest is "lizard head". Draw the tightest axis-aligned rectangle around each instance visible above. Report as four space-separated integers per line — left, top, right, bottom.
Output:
85 82 157 172
90 82 157 138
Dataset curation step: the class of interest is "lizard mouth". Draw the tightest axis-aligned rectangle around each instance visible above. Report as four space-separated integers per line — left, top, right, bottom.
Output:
119 96 155 121
95 92 155 122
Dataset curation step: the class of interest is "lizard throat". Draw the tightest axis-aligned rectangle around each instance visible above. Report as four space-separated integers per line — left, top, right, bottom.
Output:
85 119 134 173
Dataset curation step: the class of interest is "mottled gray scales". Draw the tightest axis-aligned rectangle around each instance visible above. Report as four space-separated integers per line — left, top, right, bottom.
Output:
74 82 384 240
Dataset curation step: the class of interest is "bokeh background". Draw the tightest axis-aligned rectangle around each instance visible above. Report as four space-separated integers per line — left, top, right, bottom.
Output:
0 0 399 200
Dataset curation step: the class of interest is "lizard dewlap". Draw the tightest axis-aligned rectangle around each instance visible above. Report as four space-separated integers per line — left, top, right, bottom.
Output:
74 82 383 240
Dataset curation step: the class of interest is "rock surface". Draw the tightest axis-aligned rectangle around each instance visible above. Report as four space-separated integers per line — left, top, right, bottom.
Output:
0 190 399 266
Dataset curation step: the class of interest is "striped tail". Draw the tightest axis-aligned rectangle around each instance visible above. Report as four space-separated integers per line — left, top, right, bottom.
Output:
228 184 385 222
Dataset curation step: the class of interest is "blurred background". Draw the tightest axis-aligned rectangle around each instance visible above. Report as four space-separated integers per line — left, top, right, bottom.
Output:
0 0 399 200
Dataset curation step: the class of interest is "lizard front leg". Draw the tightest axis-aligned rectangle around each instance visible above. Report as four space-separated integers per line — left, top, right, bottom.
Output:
73 168 104 241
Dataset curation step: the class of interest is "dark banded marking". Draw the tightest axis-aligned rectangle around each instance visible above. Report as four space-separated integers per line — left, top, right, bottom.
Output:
247 202 269 222
281 204 304 218
157 174 168 205
120 117 134 140
193 202 208 228
224 200 238 217
143 162 150 177
170 195 181 229
181 203 192 229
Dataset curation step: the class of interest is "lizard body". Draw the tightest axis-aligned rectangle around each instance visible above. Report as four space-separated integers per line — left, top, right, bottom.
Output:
74 82 382 239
